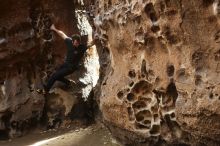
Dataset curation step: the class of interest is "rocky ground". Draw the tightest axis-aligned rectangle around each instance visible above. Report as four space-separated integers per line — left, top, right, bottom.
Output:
0 122 121 146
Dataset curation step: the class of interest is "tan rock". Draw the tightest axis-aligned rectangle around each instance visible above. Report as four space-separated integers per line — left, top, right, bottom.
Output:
92 0 220 145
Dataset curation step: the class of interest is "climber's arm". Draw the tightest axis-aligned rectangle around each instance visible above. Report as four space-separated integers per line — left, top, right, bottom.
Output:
87 40 95 48
87 34 99 48
50 24 68 40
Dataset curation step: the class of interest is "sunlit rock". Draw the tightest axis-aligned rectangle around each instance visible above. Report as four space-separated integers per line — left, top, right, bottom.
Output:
91 0 220 145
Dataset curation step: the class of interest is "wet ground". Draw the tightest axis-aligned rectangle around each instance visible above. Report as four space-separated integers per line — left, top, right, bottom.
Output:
0 123 122 146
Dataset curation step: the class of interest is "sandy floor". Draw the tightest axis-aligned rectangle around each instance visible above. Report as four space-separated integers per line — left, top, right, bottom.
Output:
0 124 122 146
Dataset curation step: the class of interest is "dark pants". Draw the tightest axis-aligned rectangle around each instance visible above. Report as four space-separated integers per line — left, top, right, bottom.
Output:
45 63 77 92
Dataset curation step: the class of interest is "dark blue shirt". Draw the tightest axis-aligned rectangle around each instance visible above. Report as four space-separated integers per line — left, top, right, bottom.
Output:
64 37 87 68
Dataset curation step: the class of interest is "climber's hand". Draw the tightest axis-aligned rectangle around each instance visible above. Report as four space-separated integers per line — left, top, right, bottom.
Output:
50 24 56 31
94 33 99 40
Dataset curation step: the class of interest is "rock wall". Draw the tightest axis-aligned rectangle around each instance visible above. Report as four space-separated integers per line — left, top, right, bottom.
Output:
92 0 220 145
0 0 97 139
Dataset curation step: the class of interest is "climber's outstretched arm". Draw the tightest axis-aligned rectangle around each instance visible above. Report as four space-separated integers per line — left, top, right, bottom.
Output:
50 24 68 40
87 34 99 48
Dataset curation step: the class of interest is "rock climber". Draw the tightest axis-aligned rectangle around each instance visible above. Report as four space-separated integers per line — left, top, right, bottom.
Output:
38 24 97 94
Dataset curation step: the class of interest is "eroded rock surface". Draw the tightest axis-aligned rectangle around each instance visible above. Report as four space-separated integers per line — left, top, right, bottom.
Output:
92 0 220 145
0 0 98 139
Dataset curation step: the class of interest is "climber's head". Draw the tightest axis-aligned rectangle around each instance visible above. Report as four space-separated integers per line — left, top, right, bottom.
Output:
71 34 81 47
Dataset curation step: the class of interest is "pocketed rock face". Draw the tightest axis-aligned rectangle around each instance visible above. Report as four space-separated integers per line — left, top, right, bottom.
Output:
92 0 220 145
0 70 45 138
0 0 85 139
